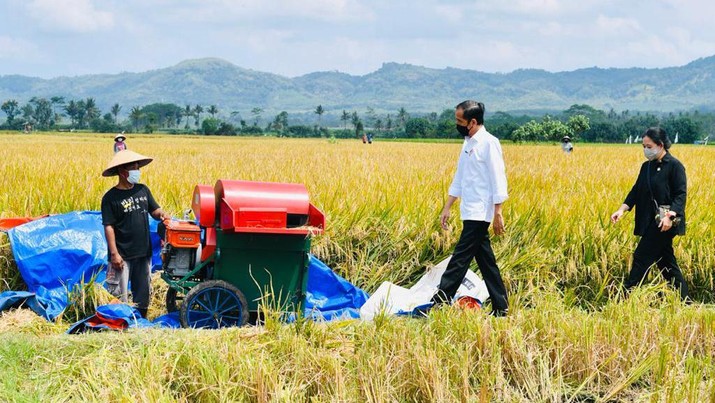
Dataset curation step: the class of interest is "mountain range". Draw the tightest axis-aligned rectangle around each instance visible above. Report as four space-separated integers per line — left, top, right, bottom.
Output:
1 56 714 118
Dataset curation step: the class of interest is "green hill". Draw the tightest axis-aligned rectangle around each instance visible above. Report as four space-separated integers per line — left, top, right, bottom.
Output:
1 56 714 116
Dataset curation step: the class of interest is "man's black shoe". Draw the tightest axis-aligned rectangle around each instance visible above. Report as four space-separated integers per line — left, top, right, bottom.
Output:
411 303 434 317
431 290 450 306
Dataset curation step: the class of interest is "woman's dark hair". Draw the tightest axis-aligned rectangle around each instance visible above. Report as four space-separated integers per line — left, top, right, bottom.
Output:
643 127 671 150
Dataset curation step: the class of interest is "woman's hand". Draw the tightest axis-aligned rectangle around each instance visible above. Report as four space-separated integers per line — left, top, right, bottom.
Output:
610 210 625 223
611 204 630 223
659 216 673 232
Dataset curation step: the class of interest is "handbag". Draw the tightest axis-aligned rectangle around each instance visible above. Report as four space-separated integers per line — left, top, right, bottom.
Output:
647 162 681 227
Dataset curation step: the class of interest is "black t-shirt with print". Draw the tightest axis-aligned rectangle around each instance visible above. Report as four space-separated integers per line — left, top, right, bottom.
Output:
101 184 160 260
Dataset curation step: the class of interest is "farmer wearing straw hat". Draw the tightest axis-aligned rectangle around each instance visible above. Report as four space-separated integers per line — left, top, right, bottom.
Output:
101 150 168 317
113 133 127 153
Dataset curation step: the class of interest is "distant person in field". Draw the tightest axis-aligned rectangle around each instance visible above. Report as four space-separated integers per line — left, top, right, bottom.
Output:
611 127 688 300
101 150 169 318
114 133 127 153
367 132 373 144
362 133 367 144
431 100 510 317
561 135 573 154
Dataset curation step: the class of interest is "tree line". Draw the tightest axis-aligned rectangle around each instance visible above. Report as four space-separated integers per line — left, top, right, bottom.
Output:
2 97 713 143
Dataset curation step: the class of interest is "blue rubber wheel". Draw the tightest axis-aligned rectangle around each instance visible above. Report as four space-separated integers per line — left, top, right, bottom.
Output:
180 280 248 328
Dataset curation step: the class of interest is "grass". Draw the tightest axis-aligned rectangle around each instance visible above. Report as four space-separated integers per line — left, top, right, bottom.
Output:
1 132 715 401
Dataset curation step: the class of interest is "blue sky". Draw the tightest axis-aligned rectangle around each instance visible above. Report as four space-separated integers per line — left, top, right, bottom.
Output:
1 0 714 78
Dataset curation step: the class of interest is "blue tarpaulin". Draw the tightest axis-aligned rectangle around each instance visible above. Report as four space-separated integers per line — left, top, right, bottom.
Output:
4 211 161 321
2 211 368 325
304 255 368 320
0 290 65 321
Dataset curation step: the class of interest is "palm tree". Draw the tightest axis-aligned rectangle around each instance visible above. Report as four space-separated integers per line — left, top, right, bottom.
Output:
251 107 263 127
81 98 100 128
207 105 218 118
375 118 383 134
193 104 203 127
184 105 193 129
340 110 350 130
314 105 324 128
64 100 79 128
351 111 360 132
129 106 143 132
365 106 377 128
110 103 122 124
397 107 408 130
76 100 87 128
50 96 65 127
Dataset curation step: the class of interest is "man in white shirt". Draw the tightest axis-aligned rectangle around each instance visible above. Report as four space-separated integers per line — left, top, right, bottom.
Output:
431 100 510 316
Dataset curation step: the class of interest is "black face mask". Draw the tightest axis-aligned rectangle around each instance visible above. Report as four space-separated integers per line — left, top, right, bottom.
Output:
456 123 470 137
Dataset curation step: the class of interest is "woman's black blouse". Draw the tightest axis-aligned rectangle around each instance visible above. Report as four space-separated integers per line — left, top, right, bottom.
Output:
623 152 687 236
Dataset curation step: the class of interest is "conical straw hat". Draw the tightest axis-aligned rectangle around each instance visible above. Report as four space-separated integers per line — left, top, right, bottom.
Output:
102 150 153 177
114 133 126 141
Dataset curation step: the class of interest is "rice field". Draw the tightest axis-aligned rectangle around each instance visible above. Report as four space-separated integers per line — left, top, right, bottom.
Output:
1 132 715 401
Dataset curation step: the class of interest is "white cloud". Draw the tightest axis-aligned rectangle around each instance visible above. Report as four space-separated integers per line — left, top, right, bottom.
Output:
536 21 568 36
482 0 604 16
510 0 563 15
2 0 715 78
595 15 641 36
433 4 462 24
0 36 38 60
274 0 375 21
25 0 114 33
167 0 374 24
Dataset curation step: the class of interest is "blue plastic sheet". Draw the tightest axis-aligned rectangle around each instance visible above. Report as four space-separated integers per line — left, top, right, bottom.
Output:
152 311 181 328
0 289 70 321
9 211 108 293
304 255 368 320
6 211 162 320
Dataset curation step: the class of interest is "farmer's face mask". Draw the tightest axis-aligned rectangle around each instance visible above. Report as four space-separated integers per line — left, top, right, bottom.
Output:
127 170 141 184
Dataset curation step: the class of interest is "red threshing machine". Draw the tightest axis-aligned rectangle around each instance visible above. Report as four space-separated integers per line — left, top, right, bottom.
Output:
160 180 324 328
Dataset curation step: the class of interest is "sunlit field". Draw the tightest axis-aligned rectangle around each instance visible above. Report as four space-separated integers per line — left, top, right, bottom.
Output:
1 132 715 401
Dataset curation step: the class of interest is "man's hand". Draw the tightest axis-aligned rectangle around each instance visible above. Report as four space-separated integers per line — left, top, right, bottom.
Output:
110 252 124 270
493 212 506 236
440 208 451 230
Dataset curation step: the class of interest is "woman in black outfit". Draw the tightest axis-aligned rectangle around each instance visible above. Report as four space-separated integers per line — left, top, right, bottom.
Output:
610 127 688 300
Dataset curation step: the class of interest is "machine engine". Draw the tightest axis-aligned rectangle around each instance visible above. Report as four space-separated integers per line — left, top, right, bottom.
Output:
160 220 203 279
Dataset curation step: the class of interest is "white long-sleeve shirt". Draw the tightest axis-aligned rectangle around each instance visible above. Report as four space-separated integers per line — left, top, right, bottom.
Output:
448 126 508 222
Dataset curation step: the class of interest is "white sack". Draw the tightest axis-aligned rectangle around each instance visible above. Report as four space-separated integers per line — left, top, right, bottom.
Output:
359 256 490 320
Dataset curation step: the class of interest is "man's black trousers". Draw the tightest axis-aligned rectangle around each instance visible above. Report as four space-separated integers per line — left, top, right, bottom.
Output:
625 221 688 300
434 220 509 314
